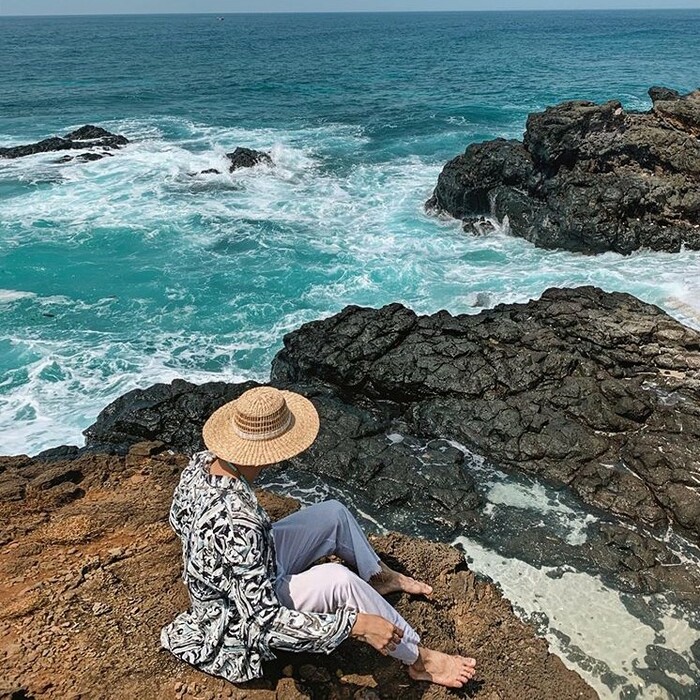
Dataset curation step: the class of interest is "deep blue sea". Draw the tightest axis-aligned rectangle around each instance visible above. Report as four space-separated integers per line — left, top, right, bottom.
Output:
2 14 700 696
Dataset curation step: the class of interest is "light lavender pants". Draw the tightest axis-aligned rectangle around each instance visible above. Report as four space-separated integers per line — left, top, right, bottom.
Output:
272 499 421 664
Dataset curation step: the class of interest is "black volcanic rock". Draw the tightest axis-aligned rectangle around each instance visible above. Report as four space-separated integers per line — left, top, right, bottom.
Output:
226 147 273 171
64 125 119 141
83 378 258 455
427 87 700 254
271 286 700 542
82 379 480 532
77 286 700 597
648 86 681 103
82 286 700 541
0 125 129 159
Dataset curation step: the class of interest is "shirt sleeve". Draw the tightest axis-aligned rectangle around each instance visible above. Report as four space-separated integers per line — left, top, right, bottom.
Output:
188 500 357 656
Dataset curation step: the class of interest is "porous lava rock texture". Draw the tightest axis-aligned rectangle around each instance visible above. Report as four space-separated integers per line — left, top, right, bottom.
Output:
427 87 700 254
0 125 129 159
76 287 700 599
0 446 596 700
271 286 700 542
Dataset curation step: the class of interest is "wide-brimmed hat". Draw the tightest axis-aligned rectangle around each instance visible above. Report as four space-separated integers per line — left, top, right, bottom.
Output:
202 386 319 467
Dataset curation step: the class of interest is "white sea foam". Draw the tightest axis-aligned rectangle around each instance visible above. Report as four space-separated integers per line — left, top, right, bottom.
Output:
2 115 700 455
486 481 598 545
453 536 700 700
0 289 37 304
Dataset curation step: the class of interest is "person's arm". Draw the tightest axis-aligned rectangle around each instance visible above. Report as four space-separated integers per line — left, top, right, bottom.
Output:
188 503 356 656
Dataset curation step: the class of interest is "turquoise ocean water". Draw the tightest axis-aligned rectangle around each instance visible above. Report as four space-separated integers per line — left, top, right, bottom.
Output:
1 10 699 455
2 11 700 699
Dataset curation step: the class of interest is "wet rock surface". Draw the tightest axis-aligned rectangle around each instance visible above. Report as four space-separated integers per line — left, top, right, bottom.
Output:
77 286 700 603
0 447 595 700
427 87 700 254
0 125 129 159
226 147 273 171
271 286 700 544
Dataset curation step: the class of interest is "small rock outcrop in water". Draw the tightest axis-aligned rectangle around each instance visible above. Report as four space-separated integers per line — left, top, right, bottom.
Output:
0 446 595 699
0 125 128 159
226 146 273 171
426 87 700 254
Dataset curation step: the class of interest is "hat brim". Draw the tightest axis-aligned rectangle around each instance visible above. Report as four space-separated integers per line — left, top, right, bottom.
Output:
202 390 320 467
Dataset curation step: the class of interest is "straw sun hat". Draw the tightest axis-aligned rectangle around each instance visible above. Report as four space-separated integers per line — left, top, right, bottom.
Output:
202 386 320 467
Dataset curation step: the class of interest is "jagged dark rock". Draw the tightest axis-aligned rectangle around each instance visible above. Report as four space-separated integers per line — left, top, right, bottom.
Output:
271 286 700 543
648 86 681 103
77 286 700 601
0 125 129 159
226 146 273 172
83 379 259 455
63 125 118 141
82 379 480 532
427 87 700 254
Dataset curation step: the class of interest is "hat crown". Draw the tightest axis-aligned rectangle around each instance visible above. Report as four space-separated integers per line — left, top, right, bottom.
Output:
231 387 292 440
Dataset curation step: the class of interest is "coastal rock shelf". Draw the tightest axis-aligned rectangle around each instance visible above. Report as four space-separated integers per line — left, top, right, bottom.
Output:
76 286 700 605
0 446 595 700
0 125 129 161
272 286 700 543
426 87 700 254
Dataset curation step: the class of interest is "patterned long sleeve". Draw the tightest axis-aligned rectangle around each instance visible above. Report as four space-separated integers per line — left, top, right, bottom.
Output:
190 498 357 657
161 450 357 683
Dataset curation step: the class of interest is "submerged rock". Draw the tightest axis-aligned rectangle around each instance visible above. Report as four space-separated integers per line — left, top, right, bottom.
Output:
226 146 273 171
0 124 129 159
427 87 700 254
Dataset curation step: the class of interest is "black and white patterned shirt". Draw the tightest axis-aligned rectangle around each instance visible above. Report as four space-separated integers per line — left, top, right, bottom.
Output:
160 450 357 683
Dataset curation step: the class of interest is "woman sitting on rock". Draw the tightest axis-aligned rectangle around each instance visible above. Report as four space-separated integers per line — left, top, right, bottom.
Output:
161 386 477 688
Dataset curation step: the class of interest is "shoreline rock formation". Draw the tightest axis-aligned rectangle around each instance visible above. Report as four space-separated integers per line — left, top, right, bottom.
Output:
0 445 596 700
0 125 129 161
426 87 700 254
64 286 700 603
272 286 700 543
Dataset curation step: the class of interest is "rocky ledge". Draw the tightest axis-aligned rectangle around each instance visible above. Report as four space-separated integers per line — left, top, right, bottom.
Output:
426 87 700 254
0 125 129 161
66 286 700 604
0 446 595 700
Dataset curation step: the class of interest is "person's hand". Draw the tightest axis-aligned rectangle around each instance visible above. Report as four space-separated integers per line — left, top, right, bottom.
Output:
351 612 403 655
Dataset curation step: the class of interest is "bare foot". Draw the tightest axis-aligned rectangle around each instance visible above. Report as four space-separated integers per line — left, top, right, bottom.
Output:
370 562 433 597
408 647 477 688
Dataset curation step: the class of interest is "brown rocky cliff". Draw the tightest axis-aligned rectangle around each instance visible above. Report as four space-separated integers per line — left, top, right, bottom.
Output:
0 444 596 700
